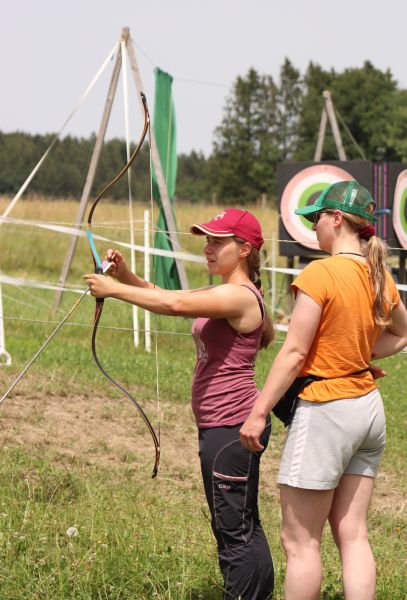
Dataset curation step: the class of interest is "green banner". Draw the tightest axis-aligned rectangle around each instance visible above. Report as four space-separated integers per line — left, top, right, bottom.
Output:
152 68 181 289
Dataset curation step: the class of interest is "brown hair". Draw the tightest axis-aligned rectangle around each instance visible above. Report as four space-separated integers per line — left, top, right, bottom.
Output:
342 209 392 327
235 237 275 348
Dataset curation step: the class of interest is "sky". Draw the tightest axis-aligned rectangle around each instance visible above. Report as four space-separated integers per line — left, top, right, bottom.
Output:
1 0 406 157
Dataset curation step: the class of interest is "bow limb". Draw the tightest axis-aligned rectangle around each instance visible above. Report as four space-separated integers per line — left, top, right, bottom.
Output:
87 92 150 271
86 92 160 478
91 301 160 478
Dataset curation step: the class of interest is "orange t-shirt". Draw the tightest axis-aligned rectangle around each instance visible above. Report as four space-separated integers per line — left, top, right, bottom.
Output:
292 256 400 402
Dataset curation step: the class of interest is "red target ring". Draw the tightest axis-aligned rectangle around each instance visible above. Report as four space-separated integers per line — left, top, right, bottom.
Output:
280 164 353 250
393 169 407 250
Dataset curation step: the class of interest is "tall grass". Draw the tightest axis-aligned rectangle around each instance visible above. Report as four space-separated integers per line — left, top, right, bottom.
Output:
0 197 405 599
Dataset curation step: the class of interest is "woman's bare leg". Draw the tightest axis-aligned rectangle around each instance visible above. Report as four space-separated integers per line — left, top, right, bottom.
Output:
329 474 376 600
280 484 334 600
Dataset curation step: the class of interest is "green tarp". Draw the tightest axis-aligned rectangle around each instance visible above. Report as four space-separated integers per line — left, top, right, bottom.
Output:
152 68 181 289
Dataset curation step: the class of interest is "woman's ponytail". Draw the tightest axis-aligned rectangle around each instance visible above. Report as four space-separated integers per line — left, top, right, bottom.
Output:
246 247 275 349
344 211 392 327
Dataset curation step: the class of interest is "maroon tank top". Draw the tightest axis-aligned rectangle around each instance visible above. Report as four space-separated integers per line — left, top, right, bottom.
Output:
191 285 264 428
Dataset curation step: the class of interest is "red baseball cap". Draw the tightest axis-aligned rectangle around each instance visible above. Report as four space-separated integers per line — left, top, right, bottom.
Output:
190 209 264 250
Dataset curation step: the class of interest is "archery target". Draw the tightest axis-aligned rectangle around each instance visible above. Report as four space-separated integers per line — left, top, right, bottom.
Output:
280 164 353 250
393 169 407 249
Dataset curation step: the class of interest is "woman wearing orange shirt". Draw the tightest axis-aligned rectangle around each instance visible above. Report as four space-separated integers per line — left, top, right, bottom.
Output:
240 181 407 600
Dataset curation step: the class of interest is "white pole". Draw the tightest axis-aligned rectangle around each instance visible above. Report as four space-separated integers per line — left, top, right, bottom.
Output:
271 232 277 317
0 284 12 365
144 210 151 353
121 40 139 348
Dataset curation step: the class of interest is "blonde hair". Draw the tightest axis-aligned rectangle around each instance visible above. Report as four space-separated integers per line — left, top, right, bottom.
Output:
342 208 392 327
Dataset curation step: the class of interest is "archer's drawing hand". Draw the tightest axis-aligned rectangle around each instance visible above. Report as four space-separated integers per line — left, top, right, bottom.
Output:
239 412 266 452
84 273 115 298
105 249 129 281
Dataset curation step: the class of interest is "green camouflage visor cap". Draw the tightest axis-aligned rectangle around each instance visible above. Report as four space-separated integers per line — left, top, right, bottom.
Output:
295 180 378 223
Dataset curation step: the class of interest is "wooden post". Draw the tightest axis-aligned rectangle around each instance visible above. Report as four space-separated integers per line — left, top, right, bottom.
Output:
314 106 328 161
322 90 347 160
51 44 123 314
52 26 188 316
313 91 347 162
124 28 189 290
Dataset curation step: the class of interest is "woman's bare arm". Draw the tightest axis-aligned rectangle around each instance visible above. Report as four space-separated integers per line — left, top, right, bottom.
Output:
372 302 407 359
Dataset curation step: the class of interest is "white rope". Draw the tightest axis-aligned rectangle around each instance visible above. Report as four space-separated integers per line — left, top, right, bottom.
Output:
2 314 406 353
1 314 191 336
0 274 84 294
1 42 120 221
3 215 406 254
2 261 406 294
14 282 58 311
1 216 206 264
263 266 302 275
2 293 40 311
0 217 146 228
147 104 161 453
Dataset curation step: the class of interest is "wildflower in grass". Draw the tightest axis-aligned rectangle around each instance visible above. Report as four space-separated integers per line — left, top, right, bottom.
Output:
66 526 78 537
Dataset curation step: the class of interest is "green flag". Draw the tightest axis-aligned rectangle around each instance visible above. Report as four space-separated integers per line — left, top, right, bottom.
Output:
152 68 181 289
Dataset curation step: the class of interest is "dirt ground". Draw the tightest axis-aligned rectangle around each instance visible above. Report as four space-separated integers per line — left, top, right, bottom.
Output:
0 389 405 515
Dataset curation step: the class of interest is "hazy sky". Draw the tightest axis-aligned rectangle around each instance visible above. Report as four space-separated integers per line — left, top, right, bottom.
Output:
1 0 406 156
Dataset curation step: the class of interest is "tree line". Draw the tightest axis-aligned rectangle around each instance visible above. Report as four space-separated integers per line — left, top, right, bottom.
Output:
1 59 406 207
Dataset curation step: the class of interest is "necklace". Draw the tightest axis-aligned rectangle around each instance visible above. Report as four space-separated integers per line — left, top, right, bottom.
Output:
335 252 363 257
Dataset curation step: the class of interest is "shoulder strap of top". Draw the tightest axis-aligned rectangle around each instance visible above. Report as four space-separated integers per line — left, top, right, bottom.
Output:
240 284 265 320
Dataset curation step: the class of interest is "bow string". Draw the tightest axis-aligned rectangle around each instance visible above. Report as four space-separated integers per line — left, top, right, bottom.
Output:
86 92 160 478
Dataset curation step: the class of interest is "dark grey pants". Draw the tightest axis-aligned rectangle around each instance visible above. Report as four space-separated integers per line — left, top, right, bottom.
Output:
198 419 274 600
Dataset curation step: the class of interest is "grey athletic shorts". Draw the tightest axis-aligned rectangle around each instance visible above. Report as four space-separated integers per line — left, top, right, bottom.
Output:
278 389 386 490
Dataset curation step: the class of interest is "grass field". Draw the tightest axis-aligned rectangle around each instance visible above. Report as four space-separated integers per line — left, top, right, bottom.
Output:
0 197 406 599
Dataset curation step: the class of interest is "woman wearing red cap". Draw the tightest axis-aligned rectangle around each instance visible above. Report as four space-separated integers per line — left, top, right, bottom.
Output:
85 208 275 600
240 181 407 600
